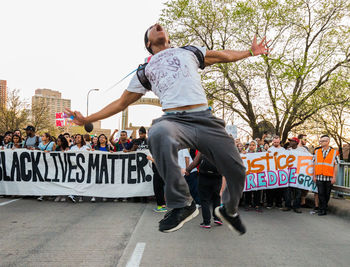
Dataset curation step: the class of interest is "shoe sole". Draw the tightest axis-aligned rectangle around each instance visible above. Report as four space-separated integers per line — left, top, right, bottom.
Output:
161 208 199 233
154 210 168 213
214 207 245 235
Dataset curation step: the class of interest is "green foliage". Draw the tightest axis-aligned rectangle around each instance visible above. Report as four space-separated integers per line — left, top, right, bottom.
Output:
160 0 350 141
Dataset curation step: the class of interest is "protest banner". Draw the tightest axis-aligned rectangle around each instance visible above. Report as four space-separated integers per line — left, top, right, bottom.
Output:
0 148 317 196
0 149 154 197
241 150 316 192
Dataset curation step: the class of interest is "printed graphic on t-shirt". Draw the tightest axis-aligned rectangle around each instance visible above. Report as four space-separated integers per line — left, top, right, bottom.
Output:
146 49 191 94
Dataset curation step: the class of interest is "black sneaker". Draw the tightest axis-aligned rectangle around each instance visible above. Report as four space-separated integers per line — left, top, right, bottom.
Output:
214 206 246 235
159 201 199 233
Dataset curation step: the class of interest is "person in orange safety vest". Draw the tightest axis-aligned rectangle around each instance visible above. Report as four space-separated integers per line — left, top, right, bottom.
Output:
313 135 339 216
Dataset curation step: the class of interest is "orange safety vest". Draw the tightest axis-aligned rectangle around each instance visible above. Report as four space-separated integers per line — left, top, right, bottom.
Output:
314 148 338 177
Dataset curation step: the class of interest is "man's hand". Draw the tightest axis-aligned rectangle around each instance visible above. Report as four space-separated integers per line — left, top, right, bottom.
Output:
204 35 270 66
331 178 336 185
64 108 86 126
251 35 270 56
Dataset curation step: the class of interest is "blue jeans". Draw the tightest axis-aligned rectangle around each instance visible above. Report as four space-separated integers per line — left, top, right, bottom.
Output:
184 171 201 205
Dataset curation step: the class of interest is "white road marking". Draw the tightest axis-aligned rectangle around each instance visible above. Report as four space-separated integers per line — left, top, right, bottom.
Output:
0 198 21 206
126 242 146 267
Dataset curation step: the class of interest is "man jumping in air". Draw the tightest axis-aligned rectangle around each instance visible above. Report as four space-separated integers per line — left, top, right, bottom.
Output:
66 23 269 234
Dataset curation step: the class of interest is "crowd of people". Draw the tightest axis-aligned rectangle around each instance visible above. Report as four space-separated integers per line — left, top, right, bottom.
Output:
0 125 339 228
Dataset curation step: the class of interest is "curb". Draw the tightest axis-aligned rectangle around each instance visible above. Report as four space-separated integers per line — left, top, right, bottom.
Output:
306 193 350 221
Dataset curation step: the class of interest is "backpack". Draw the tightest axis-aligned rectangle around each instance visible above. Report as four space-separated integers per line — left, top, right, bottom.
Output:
136 45 205 90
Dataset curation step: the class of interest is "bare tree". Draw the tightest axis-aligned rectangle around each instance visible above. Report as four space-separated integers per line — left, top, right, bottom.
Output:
0 89 29 133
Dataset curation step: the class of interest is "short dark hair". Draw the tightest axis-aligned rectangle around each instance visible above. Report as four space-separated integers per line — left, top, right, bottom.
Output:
320 134 330 139
121 130 127 135
144 27 153 55
63 132 70 137
297 134 306 139
4 131 13 136
139 126 146 134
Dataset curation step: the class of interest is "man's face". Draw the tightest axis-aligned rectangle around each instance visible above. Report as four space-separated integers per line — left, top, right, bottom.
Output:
272 138 280 147
147 24 169 50
139 132 146 139
4 135 11 143
301 138 307 146
319 137 330 147
120 132 127 141
290 140 298 149
25 130 32 136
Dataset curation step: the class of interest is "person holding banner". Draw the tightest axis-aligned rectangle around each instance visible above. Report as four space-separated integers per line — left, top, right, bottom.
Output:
65 23 269 234
244 140 264 212
70 134 90 151
313 135 339 216
38 133 56 152
283 137 302 213
266 136 284 209
37 133 56 201
11 134 23 149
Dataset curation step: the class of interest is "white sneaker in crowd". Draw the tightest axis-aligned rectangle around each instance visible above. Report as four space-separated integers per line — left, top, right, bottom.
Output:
37 196 43 201
68 195 76 203
91 197 96 202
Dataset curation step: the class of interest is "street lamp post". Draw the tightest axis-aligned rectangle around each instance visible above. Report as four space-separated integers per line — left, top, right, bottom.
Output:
87 89 99 116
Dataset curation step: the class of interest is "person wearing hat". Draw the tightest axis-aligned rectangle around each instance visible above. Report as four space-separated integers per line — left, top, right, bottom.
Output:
23 125 41 150
66 23 269 234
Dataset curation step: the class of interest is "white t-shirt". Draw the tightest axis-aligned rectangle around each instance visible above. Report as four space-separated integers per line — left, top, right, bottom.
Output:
126 46 208 110
70 145 90 151
268 146 285 153
178 149 196 173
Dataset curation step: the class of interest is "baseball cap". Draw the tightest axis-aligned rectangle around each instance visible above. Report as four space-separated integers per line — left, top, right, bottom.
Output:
288 137 300 144
23 125 35 132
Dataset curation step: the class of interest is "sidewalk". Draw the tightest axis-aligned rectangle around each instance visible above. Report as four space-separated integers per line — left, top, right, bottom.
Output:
306 193 350 220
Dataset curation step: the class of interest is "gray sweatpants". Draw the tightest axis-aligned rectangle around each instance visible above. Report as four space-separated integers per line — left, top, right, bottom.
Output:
148 109 246 214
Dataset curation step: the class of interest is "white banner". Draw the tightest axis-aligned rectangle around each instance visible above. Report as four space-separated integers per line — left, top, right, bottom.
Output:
0 148 317 196
0 149 154 197
241 149 317 192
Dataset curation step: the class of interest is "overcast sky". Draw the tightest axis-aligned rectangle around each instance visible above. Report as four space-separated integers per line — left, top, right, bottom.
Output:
0 0 167 130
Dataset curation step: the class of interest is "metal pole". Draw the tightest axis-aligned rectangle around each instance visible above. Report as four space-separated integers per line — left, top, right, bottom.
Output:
87 89 99 116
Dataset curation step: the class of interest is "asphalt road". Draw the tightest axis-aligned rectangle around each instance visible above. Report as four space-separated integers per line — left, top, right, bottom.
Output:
0 197 349 267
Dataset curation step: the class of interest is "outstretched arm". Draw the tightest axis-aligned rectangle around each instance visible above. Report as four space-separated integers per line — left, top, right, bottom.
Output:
65 90 143 125
204 35 270 66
